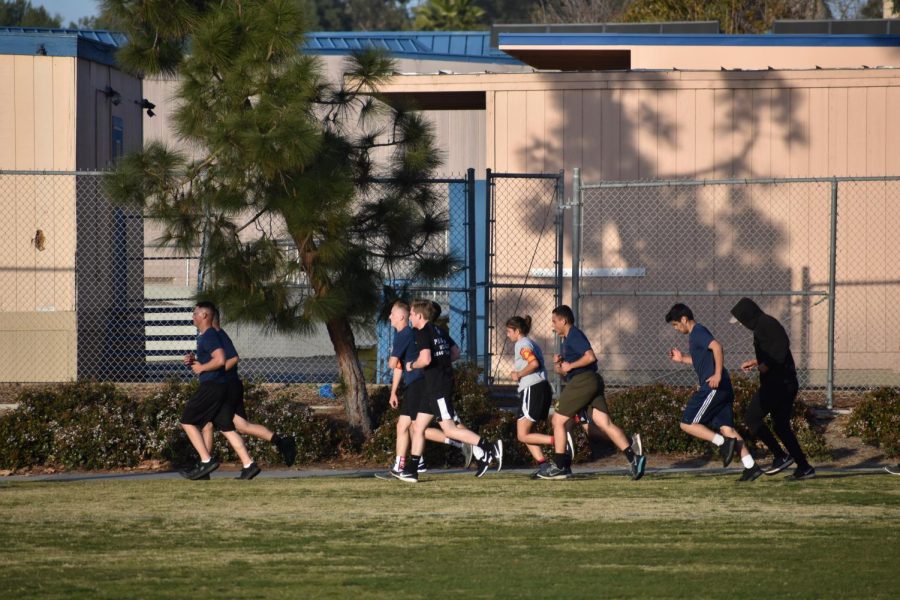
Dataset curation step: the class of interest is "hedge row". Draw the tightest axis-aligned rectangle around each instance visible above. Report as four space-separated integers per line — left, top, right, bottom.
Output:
4 369 891 472
845 387 900 458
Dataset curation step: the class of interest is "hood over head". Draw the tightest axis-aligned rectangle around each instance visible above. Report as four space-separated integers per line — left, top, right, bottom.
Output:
730 297 762 330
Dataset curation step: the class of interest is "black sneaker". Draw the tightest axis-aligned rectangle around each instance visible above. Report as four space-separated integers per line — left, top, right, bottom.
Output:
786 465 816 481
236 462 261 480
885 464 900 476
374 468 401 480
629 454 647 481
719 437 737 468
276 436 297 467
475 455 492 478
391 469 418 483
531 461 551 479
764 455 794 475
536 462 571 480
184 459 219 480
630 433 643 457
417 456 428 473
492 440 504 472
738 464 763 482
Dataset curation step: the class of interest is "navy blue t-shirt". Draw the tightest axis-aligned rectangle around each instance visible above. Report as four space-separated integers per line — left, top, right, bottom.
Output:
196 327 226 384
689 323 732 392
217 328 240 382
391 326 423 385
560 326 597 382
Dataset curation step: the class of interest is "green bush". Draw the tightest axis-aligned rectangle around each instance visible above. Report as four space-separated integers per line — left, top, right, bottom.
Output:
846 387 900 458
0 380 359 471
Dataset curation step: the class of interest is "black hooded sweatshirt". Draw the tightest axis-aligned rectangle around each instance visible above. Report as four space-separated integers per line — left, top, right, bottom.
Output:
730 297 797 387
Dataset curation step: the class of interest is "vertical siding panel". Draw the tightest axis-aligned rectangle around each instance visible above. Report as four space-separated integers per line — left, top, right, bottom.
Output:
674 88 695 178
561 90 582 175
525 90 545 172
713 88 733 178
493 91 508 172
506 90 527 172
14 57 36 311
33 57 54 170
485 91 495 171
733 87 755 178
885 87 900 361
846 88 867 176
656 89 678 179
808 88 828 177
619 89 640 180
544 90 565 173
788 87 811 324
637 88 658 180
581 90 603 182
695 88 715 178
865 87 887 353
14 55 35 169
789 88 810 178
52 57 76 170
0 56 15 168
827 87 848 176
600 89 620 180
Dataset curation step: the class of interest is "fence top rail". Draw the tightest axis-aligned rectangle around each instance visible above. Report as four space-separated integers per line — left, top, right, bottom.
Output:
581 175 900 189
0 169 109 176
488 171 563 180
367 177 468 185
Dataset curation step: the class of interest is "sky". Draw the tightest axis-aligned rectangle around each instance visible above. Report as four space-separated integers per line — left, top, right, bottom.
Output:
35 0 99 27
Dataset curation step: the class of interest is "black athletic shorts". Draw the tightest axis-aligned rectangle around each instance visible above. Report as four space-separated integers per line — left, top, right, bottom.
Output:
400 378 425 419
422 382 460 423
517 380 552 422
181 382 231 430
225 378 246 419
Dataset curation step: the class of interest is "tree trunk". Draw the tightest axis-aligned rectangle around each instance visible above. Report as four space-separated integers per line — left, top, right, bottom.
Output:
325 316 373 436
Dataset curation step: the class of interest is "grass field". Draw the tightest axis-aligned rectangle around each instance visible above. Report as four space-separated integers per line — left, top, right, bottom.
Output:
1 471 898 599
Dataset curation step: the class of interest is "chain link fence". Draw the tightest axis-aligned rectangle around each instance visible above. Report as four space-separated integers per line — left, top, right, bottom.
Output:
573 172 900 405
484 171 563 389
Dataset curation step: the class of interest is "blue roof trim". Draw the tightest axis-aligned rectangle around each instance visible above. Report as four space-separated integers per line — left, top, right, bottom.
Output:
499 33 900 47
0 28 123 66
304 31 521 63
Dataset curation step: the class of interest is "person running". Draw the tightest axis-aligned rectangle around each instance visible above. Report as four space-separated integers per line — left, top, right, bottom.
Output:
378 300 472 479
179 302 257 480
506 314 572 478
730 297 815 481
538 305 646 480
665 303 762 482
192 312 298 477
393 299 502 483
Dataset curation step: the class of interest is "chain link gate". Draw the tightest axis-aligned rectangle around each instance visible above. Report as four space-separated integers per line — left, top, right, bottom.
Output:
571 170 900 407
483 170 564 389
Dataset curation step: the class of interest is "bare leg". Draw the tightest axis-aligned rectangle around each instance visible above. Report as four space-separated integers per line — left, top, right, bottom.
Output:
517 418 549 462
590 409 630 451
395 415 412 458
233 414 274 442
181 424 212 462
551 412 571 454
680 422 718 442
409 413 433 456
221 430 253 465
201 422 214 454
436 419 481 445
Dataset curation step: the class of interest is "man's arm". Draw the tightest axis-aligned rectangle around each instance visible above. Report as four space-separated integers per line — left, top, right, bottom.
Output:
408 349 432 371
389 363 402 409
707 340 724 388
559 350 597 374
191 348 225 374
225 356 239 371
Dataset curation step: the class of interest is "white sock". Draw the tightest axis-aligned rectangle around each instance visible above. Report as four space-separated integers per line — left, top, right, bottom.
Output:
445 439 463 448
243 462 254 469
742 454 755 469
472 446 485 460
393 456 402 469
712 434 725 447
201 458 212 463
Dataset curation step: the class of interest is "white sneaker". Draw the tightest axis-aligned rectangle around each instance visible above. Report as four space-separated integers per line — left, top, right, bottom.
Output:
492 440 504 472
566 431 575 460
630 433 643 457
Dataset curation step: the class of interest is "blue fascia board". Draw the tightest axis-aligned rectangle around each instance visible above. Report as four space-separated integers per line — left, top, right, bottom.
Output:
0 30 119 66
307 47 522 64
499 32 900 47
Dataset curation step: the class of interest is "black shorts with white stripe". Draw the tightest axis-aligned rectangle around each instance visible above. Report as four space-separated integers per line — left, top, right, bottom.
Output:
681 387 735 429
516 380 552 422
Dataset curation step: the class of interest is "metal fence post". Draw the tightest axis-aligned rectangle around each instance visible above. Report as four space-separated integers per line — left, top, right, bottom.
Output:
571 167 582 324
483 168 493 385
466 167 477 362
826 178 839 410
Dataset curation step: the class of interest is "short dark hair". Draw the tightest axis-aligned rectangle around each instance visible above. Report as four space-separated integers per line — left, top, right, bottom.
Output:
505 315 532 336
665 303 694 323
552 305 575 325
195 301 218 318
392 300 410 315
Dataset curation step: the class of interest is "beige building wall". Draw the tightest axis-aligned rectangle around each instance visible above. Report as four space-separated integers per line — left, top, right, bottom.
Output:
0 54 142 381
383 68 900 385
0 55 77 380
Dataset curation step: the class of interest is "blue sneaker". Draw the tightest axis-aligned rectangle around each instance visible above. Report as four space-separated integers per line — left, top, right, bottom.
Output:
630 454 647 480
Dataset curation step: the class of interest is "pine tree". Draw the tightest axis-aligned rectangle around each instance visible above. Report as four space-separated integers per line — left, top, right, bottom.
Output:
103 0 453 435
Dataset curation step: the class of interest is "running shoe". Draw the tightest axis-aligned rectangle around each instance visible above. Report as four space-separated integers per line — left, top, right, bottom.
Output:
763 455 794 475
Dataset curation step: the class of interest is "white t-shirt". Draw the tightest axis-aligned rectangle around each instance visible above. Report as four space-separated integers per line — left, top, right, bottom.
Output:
514 337 547 391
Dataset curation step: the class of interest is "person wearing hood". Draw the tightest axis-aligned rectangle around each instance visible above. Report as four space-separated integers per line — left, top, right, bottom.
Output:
730 297 815 480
